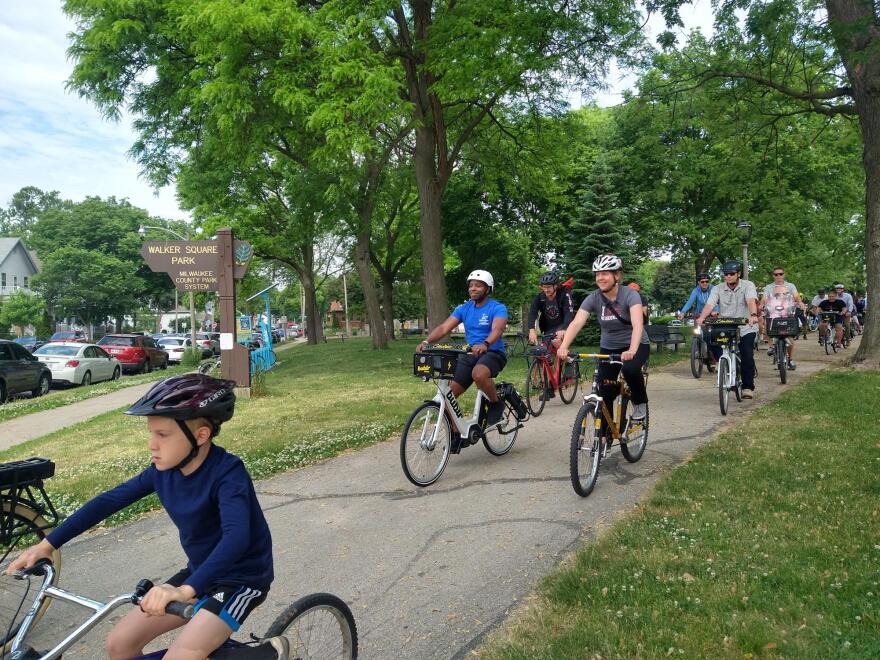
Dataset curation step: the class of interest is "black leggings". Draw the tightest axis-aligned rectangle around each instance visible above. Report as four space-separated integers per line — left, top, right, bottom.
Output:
598 343 650 410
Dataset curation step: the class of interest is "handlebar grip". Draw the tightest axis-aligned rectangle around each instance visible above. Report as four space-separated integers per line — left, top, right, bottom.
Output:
19 558 53 577
165 602 194 619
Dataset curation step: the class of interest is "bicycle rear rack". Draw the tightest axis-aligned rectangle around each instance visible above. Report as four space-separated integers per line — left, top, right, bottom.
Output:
0 458 61 547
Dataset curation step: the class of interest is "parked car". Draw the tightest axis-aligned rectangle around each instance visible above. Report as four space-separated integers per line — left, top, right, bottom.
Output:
0 339 51 402
14 336 48 353
287 324 303 338
96 334 169 373
33 342 121 386
158 337 213 363
195 333 221 356
49 330 88 343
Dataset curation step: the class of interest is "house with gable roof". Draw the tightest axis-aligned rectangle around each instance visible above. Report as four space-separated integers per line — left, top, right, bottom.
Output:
0 237 40 300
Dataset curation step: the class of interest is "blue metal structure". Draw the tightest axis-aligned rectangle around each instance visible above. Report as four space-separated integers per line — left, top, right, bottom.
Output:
246 285 278 375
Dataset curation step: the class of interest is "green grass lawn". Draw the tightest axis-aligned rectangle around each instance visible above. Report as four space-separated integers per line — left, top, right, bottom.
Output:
0 364 194 424
477 368 880 659
0 336 688 526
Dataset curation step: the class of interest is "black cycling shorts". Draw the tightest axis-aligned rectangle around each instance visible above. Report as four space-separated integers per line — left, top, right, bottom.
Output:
452 350 507 389
166 569 268 632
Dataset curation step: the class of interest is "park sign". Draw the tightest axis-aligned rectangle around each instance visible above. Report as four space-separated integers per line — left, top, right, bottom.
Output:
140 239 253 292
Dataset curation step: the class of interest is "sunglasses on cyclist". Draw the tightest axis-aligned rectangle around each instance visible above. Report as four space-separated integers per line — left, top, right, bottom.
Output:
699 279 709 283
723 272 738 276
773 271 784 276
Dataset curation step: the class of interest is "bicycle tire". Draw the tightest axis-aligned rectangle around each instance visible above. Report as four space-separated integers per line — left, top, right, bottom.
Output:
718 358 730 416
263 592 358 660
570 402 602 497
619 398 648 463
483 403 518 456
558 360 580 404
690 337 703 379
524 360 547 417
400 402 452 487
0 502 62 654
824 328 831 355
777 339 787 384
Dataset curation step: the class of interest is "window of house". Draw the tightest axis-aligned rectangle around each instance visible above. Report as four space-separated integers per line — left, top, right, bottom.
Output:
1 273 5 288
13 276 18 289
23 276 29 289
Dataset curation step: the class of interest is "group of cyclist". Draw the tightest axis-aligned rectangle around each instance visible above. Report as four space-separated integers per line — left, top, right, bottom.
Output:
417 254 866 426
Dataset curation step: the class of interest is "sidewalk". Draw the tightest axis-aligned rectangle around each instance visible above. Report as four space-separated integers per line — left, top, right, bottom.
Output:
0 339 303 449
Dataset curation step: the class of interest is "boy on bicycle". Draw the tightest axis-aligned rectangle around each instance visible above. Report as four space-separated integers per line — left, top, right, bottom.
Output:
7 374 288 660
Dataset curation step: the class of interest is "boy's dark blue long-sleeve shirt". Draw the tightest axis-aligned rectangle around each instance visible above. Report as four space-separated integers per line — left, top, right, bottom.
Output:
47 445 273 595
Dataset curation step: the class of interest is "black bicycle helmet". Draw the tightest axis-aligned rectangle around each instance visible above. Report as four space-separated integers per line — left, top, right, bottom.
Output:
126 374 236 470
721 260 741 274
539 271 560 285
697 272 709 282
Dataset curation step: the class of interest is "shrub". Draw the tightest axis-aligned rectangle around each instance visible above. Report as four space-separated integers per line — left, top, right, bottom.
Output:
181 348 203 368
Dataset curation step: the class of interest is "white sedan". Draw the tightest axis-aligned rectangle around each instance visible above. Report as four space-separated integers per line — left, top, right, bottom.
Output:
33 342 121 386
158 337 212 363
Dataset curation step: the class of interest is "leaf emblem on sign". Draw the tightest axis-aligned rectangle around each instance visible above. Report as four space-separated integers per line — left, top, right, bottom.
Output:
234 243 253 266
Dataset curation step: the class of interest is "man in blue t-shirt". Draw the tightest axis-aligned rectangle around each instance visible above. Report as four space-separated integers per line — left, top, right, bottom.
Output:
418 269 509 424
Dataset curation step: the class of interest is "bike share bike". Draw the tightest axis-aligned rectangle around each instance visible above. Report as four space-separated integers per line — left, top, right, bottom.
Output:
523 333 580 416
568 354 649 497
0 459 358 660
686 315 715 379
401 346 528 487
765 297 798 385
697 318 749 416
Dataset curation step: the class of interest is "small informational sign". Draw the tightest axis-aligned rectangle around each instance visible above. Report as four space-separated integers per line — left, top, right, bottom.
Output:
239 316 252 331
219 333 235 350
205 300 215 313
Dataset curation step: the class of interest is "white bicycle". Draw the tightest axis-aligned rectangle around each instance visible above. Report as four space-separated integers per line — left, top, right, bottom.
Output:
401 347 528 487
697 318 748 415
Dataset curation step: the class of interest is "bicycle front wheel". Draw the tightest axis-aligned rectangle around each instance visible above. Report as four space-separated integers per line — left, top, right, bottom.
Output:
718 358 730 416
776 339 787 384
570 402 603 497
690 337 704 379
0 502 62 653
558 359 580 404
263 592 357 660
400 402 452 487
824 329 831 355
524 360 547 417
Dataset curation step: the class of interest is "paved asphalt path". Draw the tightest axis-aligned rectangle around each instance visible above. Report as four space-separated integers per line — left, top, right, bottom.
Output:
0 340 303 449
14 336 855 658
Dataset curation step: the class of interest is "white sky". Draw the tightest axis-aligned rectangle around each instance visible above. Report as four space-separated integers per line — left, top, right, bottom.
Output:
0 1 713 221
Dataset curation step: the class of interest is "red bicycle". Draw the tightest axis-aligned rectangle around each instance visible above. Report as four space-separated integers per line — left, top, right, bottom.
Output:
524 333 580 416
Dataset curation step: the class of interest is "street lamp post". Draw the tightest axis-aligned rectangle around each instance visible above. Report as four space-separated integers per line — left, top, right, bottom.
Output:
139 225 198 352
736 221 753 280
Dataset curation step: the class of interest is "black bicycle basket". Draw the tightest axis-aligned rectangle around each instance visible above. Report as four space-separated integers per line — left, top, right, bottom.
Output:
413 350 459 379
705 323 740 346
767 316 797 337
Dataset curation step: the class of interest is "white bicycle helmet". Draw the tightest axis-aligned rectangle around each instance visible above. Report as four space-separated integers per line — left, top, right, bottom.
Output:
466 269 494 290
591 254 623 272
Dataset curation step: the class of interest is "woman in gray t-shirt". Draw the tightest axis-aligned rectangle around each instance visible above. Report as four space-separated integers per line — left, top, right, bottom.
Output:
558 254 649 420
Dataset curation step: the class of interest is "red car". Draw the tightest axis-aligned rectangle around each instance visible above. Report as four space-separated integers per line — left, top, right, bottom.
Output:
49 330 88 343
96 334 169 373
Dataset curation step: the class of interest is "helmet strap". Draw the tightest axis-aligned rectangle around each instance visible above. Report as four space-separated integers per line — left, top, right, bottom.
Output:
172 419 201 471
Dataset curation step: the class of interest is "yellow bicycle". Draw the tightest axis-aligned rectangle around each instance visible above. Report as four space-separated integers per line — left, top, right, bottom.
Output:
568 354 649 497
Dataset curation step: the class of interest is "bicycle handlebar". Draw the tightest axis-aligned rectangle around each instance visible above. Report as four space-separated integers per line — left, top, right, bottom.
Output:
133 578 194 619
569 352 622 364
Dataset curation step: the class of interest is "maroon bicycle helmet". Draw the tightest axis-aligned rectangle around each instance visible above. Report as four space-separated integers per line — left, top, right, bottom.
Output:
126 374 236 469
125 374 236 423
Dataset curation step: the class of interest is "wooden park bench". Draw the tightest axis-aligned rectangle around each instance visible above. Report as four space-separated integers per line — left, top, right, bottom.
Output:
647 322 686 352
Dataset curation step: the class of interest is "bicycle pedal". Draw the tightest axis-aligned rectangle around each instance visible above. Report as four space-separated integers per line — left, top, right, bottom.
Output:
10 646 43 660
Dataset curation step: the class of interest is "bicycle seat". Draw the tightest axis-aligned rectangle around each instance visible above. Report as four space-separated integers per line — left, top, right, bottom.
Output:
0 458 55 490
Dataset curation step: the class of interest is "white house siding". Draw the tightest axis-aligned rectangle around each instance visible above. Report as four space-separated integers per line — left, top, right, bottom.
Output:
0 238 39 300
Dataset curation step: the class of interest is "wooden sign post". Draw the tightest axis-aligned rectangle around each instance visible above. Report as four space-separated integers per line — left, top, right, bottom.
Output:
140 227 253 390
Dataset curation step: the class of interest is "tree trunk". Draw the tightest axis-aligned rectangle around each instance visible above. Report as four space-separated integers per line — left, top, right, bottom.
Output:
299 242 324 345
381 273 395 339
826 0 880 367
414 125 449 329
354 232 387 348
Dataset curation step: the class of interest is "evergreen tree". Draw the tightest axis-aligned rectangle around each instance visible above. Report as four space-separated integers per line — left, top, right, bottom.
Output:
563 157 630 303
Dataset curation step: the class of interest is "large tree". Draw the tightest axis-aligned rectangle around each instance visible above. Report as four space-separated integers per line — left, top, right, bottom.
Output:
0 187 64 239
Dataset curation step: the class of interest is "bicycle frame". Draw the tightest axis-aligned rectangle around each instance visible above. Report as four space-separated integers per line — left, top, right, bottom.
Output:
431 377 489 438
579 357 630 441
716 342 740 390
9 564 148 660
